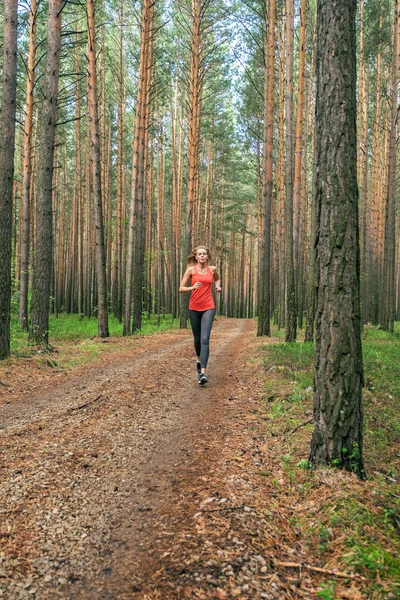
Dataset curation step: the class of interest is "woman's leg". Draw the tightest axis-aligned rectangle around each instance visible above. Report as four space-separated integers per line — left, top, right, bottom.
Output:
188 310 202 358
199 309 216 370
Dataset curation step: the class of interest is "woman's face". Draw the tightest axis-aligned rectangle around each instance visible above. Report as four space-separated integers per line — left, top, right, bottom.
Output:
196 248 208 264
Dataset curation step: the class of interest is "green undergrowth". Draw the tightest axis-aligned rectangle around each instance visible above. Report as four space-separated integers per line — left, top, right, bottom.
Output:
262 323 400 597
9 312 178 366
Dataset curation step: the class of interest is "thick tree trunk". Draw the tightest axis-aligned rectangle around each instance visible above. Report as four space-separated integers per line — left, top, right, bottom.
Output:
29 0 62 347
309 0 365 479
86 0 109 337
0 0 18 359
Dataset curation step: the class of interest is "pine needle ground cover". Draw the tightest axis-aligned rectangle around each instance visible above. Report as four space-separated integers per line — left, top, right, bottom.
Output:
261 325 400 598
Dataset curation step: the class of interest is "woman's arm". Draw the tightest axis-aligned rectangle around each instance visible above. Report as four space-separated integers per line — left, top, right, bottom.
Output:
211 267 222 293
179 267 201 293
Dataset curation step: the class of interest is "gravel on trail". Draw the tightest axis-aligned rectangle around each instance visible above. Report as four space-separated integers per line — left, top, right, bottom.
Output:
0 318 333 600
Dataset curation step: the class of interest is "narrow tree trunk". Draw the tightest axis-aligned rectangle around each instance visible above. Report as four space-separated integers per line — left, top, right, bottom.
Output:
124 0 153 334
29 0 62 347
0 0 18 359
381 0 399 333
112 0 124 322
18 0 37 330
277 16 286 330
180 0 203 329
309 0 365 479
293 0 306 326
86 0 109 337
257 0 275 337
285 0 297 342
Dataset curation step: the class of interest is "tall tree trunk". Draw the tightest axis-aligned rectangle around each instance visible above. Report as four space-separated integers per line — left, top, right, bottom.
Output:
369 12 382 326
112 0 124 322
180 0 203 328
18 0 37 330
381 0 399 333
257 0 276 336
285 0 297 342
309 0 365 479
124 0 153 334
29 0 62 347
86 0 109 337
304 36 317 343
293 0 306 327
277 16 286 330
0 0 18 359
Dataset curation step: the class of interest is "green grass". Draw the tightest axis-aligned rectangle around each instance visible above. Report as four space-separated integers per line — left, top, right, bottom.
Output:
9 312 179 358
262 323 400 595
265 323 400 461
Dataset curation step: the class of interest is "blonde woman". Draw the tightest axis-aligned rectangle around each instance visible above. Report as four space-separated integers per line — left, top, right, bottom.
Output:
179 246 221 384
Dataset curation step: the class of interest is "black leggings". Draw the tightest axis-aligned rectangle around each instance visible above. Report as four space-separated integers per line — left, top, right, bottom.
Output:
188 308 216 368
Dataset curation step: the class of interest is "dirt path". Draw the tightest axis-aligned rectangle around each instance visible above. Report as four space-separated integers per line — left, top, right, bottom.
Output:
2 318 289 600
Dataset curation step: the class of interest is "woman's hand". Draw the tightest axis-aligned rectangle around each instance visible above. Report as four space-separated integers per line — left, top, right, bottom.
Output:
193 281 203 289
216 286 222 293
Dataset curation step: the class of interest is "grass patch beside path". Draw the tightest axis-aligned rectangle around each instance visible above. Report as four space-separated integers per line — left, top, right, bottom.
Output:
261 324 400 599
8 313 178 368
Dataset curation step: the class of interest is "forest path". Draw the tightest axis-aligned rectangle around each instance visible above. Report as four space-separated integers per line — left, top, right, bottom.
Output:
1 317 294 600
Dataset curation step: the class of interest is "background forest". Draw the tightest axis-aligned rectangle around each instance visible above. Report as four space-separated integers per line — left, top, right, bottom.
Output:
0 0 399 351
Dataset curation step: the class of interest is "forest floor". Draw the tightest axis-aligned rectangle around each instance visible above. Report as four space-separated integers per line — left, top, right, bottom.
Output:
0 317 399 600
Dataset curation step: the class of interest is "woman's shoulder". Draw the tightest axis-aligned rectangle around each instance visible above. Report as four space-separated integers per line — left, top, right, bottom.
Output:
209 265 217 273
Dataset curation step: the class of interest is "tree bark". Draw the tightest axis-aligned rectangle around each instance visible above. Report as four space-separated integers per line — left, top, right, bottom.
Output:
309 0 365 479
0 0 18 359
293 0 306 327
257 0 276 336
29 0 62 347
18 0 37 330
124 0 153 334
180 0 203 329
284 0 297 342
86 0 109 337
381 0 399 333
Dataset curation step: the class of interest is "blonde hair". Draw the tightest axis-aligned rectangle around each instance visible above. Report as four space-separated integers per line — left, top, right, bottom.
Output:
187 245 212 267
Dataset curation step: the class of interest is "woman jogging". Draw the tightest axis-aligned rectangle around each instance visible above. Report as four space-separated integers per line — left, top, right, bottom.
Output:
179 246 221 385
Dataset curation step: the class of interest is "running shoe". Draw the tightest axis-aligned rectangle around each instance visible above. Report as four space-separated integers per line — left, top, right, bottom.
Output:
198 373 208 385
196 360 201 374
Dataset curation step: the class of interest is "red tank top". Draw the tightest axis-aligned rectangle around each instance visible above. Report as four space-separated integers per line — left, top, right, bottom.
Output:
189 266 215 311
